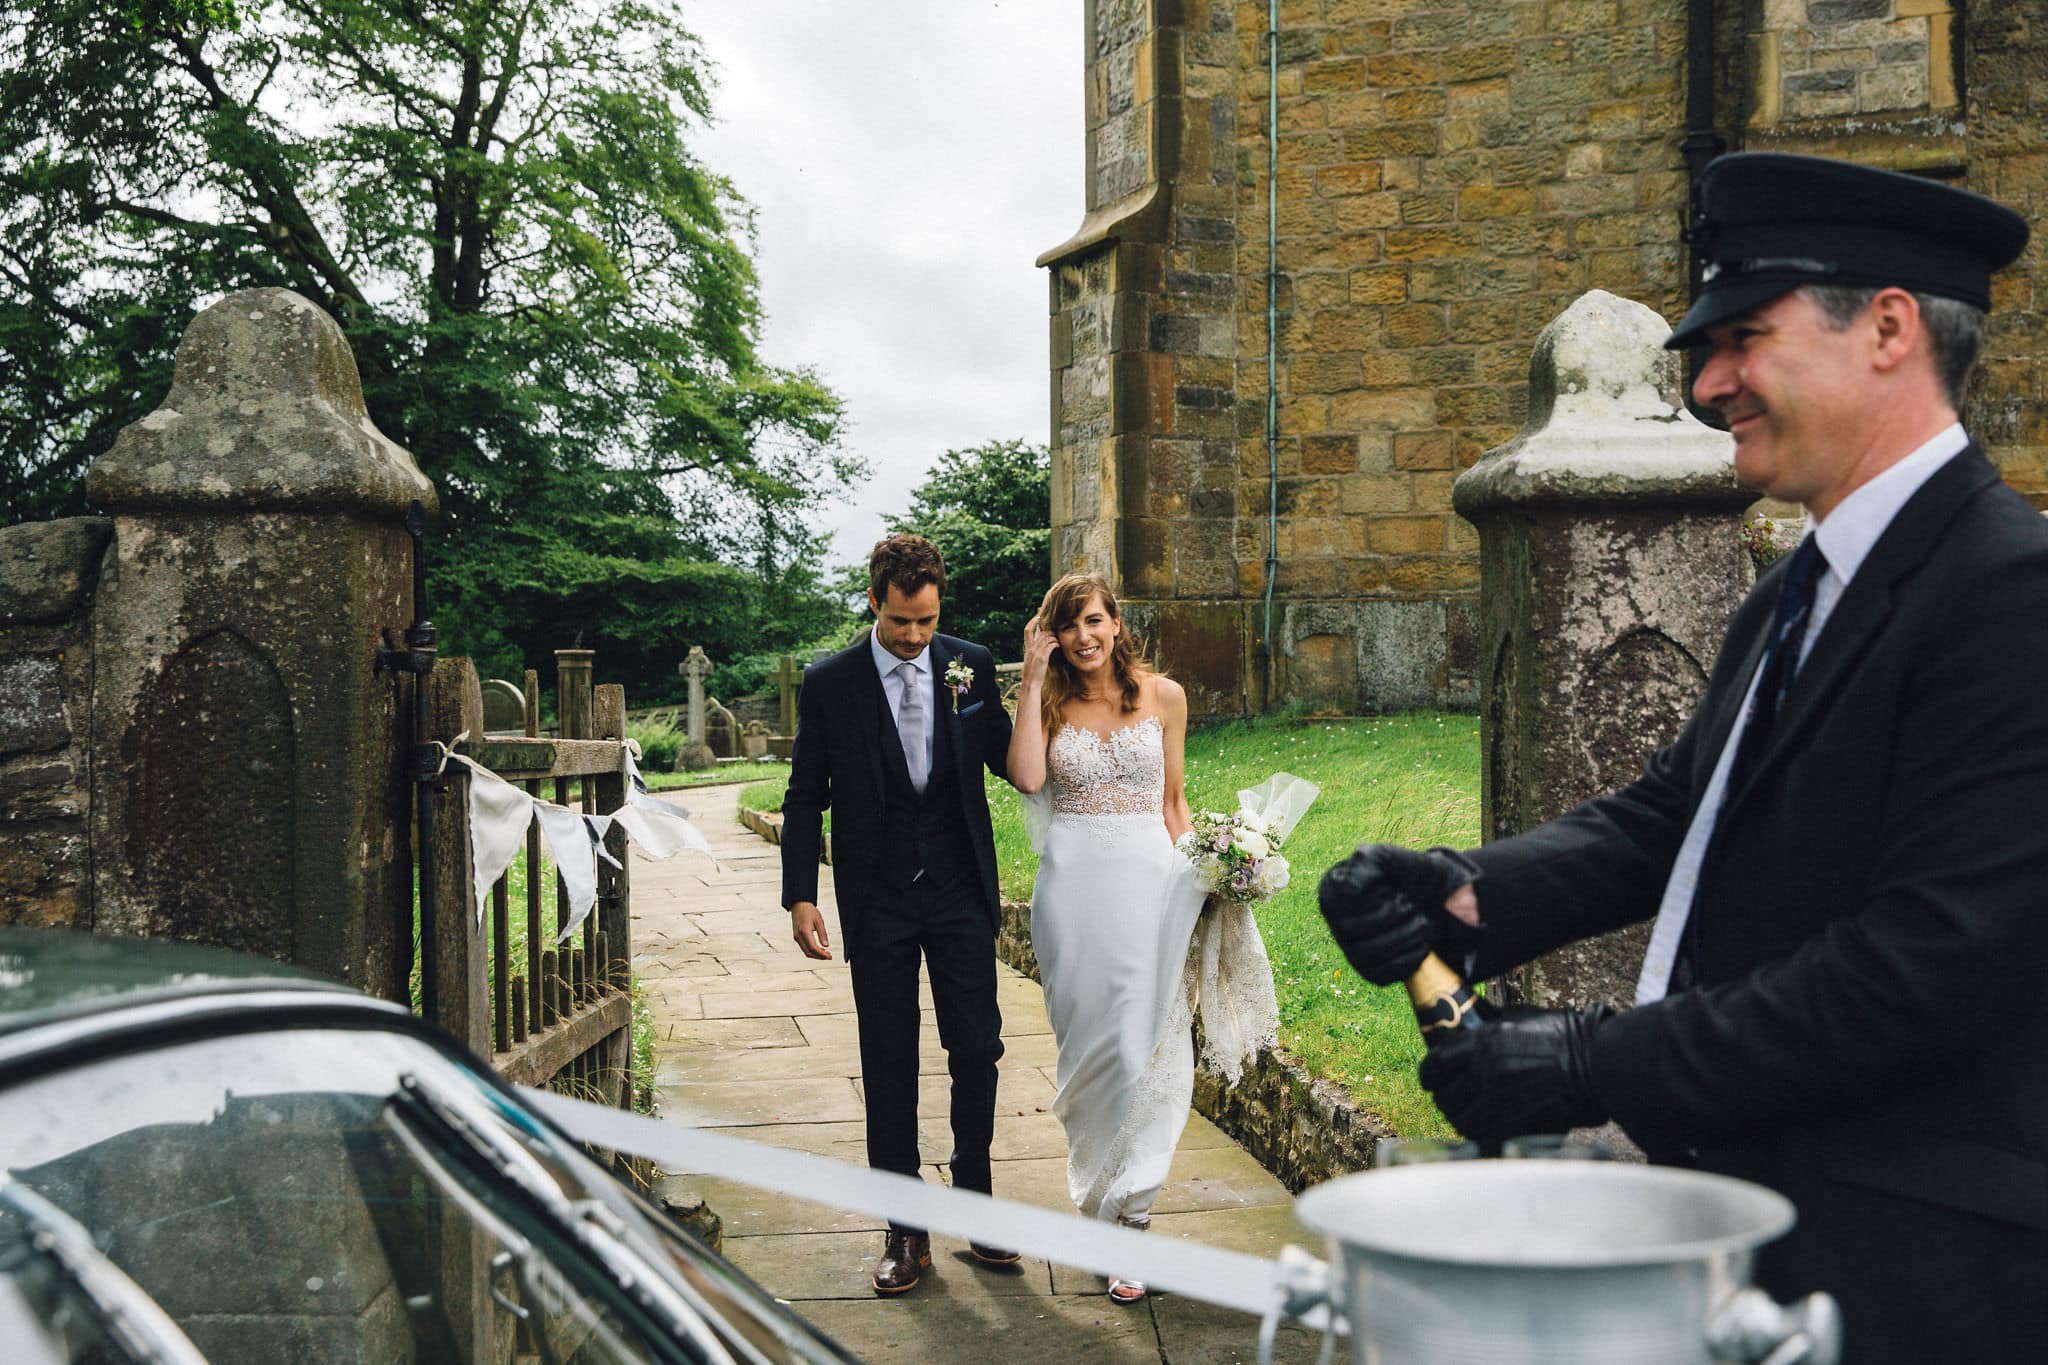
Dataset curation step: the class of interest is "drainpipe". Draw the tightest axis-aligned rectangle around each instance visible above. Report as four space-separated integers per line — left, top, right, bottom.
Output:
1262 0 1280 679
1680 0 1724 300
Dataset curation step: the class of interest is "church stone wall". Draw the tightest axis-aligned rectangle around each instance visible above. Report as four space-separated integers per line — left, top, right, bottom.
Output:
1045 0 2047 718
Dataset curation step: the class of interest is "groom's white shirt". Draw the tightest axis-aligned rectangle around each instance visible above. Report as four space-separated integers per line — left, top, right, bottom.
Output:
869 629 935 775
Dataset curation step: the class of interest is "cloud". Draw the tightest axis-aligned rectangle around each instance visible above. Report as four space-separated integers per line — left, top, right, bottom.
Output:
685 2 1082 561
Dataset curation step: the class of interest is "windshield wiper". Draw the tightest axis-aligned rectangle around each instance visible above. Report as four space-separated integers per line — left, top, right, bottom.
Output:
387 1071 757 1365
0 1176 207 1365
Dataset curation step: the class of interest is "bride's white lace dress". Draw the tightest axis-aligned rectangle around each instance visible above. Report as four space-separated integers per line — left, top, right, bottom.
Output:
1031 716 1209 1225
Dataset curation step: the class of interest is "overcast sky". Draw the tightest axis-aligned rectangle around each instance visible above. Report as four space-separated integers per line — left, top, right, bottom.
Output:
684 1 1082 568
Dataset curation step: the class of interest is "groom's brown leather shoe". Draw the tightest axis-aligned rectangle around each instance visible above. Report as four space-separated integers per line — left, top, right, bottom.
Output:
968 1241 1020 1266
872 1230 931 1295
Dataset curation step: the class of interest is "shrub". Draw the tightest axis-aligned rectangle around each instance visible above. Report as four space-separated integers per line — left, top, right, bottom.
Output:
626 712 686 773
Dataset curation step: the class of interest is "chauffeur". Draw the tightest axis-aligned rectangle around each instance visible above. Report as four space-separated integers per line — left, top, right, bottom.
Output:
1319 152 2048 1362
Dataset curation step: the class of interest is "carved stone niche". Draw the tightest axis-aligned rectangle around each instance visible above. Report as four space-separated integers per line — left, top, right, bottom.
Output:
1453 290 1752 1010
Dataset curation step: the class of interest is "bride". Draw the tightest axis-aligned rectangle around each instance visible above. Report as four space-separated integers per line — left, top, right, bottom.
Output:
1007 572 1210 1305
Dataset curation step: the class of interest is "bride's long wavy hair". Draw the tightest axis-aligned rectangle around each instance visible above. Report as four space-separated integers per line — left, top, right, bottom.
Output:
1035 573 1149 735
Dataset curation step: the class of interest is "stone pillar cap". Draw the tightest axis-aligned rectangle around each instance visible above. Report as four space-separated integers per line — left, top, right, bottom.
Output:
87 288 437 518
1454 290 1743 516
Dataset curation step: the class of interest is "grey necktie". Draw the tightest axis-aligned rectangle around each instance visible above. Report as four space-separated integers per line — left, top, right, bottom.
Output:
896 661 929 794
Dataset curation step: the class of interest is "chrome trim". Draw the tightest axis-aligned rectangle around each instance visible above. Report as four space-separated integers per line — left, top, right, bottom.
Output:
0 989 415 1078
0 1177 207 1365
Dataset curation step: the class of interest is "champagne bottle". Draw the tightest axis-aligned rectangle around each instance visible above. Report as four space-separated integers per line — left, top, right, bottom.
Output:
1406 951 1492 1044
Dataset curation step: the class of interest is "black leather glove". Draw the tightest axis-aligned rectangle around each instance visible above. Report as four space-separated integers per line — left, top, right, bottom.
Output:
1317 844 1481 985
1418 1004 1614 1145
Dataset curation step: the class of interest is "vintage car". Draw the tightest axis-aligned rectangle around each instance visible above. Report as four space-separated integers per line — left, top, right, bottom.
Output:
0 926 856 1364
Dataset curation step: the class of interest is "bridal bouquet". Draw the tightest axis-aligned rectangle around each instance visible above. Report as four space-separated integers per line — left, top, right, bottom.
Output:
1177 808 1290 904
1174 773 1318 1084
1176 773 1319 906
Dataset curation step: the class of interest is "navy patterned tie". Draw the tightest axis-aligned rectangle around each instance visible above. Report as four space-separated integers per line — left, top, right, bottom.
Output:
1671 535 1828 992
1728 534 1829 796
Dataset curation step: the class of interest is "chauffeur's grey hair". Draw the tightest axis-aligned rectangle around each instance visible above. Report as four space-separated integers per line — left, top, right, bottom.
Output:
1801 284 1986 413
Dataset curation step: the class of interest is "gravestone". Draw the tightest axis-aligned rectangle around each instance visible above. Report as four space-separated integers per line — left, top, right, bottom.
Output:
676 647 716 771
481 679 526 735
1452 289 1752 1011
741 720 770 760
775 654 802 740
704 698 737 760
83 287 434 993
680 647 712 746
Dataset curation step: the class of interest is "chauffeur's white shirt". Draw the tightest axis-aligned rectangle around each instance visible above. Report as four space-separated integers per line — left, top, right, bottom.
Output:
1632 423 1970 1004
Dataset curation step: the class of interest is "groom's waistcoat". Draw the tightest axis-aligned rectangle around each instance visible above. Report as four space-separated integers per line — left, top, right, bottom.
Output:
872 680 977 894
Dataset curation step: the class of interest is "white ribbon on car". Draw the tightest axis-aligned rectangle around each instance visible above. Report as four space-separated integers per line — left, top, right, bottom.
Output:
449 746 715 936
520 1086 1340 1338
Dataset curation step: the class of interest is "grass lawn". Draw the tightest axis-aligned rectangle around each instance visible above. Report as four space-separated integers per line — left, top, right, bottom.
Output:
642 759 788 792
734 712 1479 1137
415 834 657 1114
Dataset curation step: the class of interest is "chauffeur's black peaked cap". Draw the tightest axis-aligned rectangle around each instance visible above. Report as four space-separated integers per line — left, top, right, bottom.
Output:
1666 151 2031 349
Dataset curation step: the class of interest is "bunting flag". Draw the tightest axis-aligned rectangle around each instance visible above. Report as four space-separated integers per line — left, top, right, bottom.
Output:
453 756 536 930
447 748 717 937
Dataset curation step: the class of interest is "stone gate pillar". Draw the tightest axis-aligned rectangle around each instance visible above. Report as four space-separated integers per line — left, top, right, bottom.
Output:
1451 290 1751 1010
85 288 437 998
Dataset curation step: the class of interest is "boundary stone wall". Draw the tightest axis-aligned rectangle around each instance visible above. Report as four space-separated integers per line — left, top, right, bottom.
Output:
0 518 114 928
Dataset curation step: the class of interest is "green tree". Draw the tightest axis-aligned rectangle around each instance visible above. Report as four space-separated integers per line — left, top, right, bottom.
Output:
887 439 1049 661
0 0 859 699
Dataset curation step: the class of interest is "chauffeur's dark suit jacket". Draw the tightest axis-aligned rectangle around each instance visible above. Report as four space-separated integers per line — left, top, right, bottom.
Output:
779 632 1012 948
1461 445 2048 1362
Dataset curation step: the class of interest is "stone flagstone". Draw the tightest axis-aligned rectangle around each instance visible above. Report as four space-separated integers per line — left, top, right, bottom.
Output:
631 783 1320 1362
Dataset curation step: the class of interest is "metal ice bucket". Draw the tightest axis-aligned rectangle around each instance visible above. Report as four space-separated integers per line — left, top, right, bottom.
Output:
1270 1161 1840 1365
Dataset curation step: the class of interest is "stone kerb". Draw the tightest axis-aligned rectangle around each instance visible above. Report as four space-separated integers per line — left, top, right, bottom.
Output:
1454 290 1752 1011
84 288 432 999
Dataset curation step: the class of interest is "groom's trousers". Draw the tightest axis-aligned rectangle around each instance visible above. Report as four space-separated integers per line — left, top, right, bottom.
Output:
847 865 1005 1232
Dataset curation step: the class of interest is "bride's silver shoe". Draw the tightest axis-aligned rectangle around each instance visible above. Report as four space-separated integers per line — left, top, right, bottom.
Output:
1108 1214 1149 1303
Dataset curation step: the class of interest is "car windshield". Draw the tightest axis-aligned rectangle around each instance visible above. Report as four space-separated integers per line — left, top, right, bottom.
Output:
0 1026 752 1364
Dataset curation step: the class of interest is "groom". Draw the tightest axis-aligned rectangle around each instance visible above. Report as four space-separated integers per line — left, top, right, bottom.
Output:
781 532 1018 1294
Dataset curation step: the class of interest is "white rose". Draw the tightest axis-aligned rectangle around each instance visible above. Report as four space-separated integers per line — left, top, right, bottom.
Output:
1235 831 1270 861
1256 854 1290 895
1237 808 1268 833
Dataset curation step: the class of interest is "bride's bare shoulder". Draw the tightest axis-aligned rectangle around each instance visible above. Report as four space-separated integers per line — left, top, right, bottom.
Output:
1142 674 1186 713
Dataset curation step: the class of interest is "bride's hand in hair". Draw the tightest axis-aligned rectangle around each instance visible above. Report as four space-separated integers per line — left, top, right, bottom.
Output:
1020 618 1059 691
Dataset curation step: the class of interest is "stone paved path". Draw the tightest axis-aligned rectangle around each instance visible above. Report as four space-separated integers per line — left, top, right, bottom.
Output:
630 782 1323 1362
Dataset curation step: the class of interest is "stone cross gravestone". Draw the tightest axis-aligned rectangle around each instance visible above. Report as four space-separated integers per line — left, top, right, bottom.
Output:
680 647 713 746
481 679 526 735
675 647 717 771
775 654 801 739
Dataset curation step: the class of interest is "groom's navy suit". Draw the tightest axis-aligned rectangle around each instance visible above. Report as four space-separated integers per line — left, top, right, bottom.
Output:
782 631 1013 1213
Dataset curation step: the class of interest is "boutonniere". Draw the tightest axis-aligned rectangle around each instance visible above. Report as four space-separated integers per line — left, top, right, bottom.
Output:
943 658 975 712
